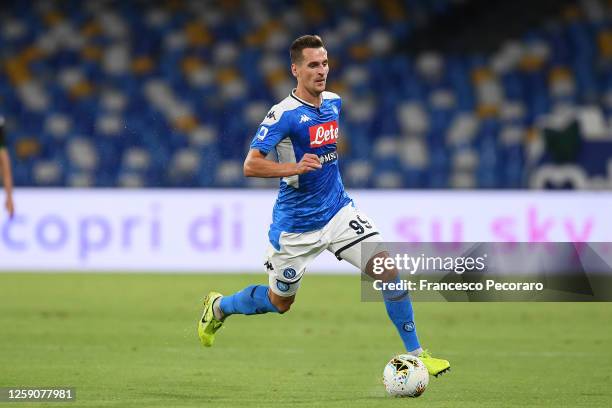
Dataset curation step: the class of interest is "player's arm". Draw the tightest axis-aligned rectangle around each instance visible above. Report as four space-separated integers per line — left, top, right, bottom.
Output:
243 149 321 178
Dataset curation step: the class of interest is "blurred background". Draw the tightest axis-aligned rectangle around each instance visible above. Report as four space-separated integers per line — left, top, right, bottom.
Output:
1 5 611 405
1 0 611 190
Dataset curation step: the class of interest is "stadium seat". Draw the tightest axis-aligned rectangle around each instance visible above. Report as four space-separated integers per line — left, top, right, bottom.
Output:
1 0 610 189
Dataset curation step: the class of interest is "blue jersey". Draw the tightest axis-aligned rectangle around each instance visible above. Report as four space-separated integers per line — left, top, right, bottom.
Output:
250 90 352 249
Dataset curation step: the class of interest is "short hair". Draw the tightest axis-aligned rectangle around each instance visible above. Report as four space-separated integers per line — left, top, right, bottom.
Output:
290 35 325 64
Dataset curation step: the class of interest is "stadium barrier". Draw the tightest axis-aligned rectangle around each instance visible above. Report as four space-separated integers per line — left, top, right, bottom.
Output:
0 189 610 273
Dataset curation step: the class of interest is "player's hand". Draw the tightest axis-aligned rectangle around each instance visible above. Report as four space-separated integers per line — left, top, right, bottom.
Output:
5 196 14 219
295 153 322 174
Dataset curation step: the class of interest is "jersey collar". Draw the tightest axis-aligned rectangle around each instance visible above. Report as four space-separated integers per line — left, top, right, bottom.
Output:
290 89 322 109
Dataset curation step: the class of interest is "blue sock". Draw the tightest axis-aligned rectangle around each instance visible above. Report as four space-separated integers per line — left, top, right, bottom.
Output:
382 276 421 352
219 285 279 316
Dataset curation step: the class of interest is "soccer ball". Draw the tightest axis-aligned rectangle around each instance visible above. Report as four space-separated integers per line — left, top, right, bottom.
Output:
382 354 429 397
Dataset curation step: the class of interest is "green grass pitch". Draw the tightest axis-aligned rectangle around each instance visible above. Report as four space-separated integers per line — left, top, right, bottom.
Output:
1 273 611 407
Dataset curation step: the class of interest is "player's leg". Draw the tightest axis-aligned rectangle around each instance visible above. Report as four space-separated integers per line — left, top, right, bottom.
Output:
364 251 422 354
213 284 294 316
325 207 422 354
267 292 295 313
198 273 290 347
364 252 449 376
218 285 281 316
216 230 320 317
198 230 324 346
198 283 284 347
327 205 450 376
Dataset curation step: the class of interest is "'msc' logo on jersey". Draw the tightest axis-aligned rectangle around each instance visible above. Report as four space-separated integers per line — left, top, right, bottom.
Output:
309 120 338 147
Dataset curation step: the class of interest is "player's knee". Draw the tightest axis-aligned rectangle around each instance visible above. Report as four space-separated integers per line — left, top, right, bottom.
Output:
381 267 398 282
276 303 292 314
366 252 398 282
270 295 294 314
273 299 293 314
374 267 398 283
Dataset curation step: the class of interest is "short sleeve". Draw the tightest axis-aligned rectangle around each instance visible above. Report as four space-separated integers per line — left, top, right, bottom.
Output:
249 107 290 155
323 91 341 114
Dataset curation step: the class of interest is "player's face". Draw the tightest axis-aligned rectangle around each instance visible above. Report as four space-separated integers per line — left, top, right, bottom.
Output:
292 47 329 95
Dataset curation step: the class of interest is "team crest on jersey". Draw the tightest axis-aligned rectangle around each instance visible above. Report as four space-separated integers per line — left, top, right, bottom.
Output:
332 105 338 115
309 120 339 147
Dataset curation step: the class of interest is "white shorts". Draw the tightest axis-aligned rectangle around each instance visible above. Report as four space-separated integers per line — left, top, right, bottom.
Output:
265 204 384 297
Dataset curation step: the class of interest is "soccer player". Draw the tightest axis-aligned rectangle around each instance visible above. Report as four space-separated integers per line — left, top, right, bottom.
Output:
0 116 15 219
198 35 450 376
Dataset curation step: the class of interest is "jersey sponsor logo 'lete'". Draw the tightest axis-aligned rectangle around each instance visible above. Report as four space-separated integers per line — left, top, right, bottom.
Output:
309 120 339 147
